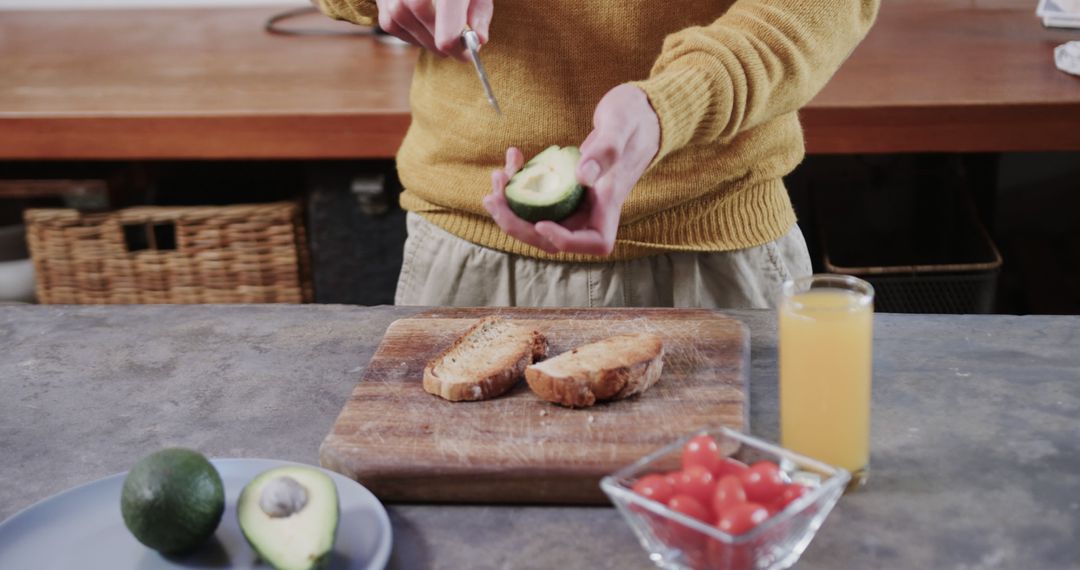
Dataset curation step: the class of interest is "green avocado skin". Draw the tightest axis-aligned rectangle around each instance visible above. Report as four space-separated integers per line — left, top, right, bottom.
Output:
120 448 225 555
508 183 585 223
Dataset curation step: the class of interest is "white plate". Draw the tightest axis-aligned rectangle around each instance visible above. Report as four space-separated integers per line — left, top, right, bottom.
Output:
0 458 392 570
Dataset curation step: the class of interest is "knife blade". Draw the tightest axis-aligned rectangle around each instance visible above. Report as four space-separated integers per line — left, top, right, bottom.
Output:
461 29 502 116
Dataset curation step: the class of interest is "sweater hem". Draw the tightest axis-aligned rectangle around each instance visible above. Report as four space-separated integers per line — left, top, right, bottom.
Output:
399 178 797 262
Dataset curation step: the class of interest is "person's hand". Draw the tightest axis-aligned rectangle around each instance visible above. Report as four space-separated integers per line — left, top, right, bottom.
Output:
484 84 660 256
375 0 492 60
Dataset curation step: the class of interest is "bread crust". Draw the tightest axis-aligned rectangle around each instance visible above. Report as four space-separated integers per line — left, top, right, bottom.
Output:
525 333 664 408
423 316 548 402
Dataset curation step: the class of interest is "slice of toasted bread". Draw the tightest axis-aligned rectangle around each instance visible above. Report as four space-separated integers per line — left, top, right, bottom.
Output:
423 316 548 402
525 332 665 408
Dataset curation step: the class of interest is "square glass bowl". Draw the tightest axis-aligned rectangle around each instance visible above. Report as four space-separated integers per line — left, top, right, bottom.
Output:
600 427 850 570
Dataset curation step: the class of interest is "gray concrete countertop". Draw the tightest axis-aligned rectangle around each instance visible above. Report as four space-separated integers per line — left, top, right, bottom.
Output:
1 305 1078 569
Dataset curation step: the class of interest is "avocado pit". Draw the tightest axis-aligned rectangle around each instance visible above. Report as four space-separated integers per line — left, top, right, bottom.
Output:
259 475 309 518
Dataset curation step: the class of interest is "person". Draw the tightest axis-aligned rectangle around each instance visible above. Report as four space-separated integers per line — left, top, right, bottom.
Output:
314 0 880 308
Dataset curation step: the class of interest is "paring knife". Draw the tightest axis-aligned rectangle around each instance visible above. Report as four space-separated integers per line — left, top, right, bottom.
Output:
460 28 502 115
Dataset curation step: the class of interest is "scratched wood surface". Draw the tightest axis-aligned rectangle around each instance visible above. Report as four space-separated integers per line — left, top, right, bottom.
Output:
319 308 749 504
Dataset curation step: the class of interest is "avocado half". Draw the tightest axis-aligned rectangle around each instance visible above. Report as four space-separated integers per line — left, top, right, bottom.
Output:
505 145 586 223
237 466 340 570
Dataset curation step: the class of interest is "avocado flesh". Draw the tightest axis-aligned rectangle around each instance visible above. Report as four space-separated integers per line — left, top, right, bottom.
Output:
237 466 340 570
506 145 585 222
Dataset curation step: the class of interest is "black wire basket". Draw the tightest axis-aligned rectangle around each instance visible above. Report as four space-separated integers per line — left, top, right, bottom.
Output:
817 180 1002 314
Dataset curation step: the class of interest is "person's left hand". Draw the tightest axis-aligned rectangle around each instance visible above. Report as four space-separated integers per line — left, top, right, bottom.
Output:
483 83 660 256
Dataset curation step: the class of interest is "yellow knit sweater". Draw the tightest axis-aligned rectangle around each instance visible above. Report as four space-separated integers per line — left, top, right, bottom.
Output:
317 0 879 261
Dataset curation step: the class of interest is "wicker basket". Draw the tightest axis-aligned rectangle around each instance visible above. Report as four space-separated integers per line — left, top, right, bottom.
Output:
24 202 312 304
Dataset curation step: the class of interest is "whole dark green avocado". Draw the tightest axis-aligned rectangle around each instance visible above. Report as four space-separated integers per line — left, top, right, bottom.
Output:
120 447 225 555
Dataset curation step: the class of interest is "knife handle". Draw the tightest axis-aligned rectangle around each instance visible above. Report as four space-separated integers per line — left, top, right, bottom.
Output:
461 28 481 52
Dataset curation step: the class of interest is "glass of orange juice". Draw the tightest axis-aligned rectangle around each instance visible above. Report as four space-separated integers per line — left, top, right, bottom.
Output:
779 274 874 491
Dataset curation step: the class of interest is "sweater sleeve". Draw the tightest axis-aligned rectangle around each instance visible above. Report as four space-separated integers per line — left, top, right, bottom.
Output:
633 0 880 164
313 0 379 26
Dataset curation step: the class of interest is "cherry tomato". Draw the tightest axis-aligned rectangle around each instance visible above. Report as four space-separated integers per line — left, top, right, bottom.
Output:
738 461 786 504
630 474 677 540
673 466 716 510
715 457 750 478
666 494 711 559
771 483 807 513
707 503 769 570
716 502 770 536
711 475 747 518
632 474 675 505
682 434 723 474
664 471 680 489
668 494 711 523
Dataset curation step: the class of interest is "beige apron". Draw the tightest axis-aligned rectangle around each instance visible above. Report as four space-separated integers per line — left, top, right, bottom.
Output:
395 212 812 309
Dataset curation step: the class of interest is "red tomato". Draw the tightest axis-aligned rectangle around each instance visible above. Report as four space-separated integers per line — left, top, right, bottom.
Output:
715 457 750 478
717 502 770 536
632 474 675 505
711 475 747 518
738 461 786 504
664 471 680 488
707 503 767 570
666 494 711 560
771 483 807 512
682 434 723 474
673 466 716 509
668 494 711 523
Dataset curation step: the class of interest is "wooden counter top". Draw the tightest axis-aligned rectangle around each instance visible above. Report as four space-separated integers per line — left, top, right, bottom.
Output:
804 0 1080 153
1 0 1078 159
0 7 413 159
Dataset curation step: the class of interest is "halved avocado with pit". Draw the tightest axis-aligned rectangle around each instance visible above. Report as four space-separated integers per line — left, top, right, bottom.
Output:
237 466 340 570
505 145 585 223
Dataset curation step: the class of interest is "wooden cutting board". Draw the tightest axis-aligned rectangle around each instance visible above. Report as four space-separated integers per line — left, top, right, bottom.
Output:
319 307 748 504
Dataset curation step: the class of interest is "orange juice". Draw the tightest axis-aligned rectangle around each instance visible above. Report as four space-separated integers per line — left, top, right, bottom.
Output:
779 279 873 486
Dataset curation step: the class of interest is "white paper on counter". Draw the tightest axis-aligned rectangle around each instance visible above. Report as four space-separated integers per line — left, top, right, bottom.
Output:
1055 41 1080 77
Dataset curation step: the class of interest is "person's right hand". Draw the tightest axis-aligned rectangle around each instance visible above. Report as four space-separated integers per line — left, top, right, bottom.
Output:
376 0 493 61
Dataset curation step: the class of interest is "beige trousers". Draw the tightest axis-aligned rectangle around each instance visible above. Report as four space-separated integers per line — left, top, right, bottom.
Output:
395 212 812 309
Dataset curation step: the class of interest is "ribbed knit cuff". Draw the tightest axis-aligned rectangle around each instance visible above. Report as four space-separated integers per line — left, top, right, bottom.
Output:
632 55 730 166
